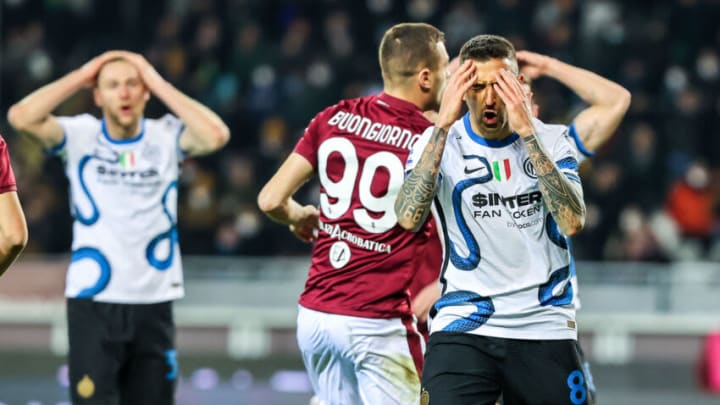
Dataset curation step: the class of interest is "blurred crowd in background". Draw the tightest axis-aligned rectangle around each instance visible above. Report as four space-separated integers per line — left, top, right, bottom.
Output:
1 0 720 262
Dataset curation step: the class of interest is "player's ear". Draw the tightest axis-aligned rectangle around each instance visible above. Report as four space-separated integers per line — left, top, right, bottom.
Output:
143 91 150 102
418 67 432 93
93 88 103 108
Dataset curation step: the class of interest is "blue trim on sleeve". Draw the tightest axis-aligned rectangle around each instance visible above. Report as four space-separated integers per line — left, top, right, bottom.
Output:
101 118 145 144
556 157 579 172
568 123 594 157
463 113 519 147
176 123 186 160
47 133 67 156
564 173 582 183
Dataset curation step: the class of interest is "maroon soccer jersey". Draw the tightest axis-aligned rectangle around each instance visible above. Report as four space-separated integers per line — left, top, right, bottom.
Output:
0 135 17 194
294 92 440 318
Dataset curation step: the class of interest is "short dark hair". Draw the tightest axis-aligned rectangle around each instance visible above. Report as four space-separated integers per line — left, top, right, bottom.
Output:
459 34 518 72
379 23 445 86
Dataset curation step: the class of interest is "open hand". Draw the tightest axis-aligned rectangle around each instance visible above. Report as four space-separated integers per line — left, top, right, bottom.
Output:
516 50 553 80
289 205 320 243
435 60 477 130
78 50 125 87
115 50 165 90
493 69 535 137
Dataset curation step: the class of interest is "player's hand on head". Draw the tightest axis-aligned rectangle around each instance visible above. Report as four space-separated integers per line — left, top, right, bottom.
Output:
289 205 320 243
116 51 164 88
78 50 125 87
493 69 535 137
516 50 551 80
436 60 477 130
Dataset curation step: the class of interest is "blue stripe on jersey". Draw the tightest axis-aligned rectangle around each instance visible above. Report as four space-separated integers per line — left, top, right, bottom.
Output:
434 290 495 332
146 181 179 270
72 247 112 298
545 213 568 249
74 155 100 225
556 157 579 172
101 118 145 144
568 123 594 157
538 265 574 307
450 173 494 270
463 113 519 147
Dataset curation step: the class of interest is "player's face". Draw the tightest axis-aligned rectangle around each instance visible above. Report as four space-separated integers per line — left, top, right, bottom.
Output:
428 42 451 112
94 60 149 131
464 57 517 137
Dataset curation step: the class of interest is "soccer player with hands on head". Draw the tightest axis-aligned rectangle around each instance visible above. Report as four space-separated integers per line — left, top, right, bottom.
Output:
8 49 229 405
396 35 593 404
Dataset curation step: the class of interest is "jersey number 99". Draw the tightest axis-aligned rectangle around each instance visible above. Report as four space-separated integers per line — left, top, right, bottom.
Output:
318 138 404 234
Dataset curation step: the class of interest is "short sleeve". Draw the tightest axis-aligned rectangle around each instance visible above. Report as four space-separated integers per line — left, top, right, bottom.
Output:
551 126 582 184
55 114 101 160
293 111 326 169
159 114 186 159
568 122 594 164
0 135 17 194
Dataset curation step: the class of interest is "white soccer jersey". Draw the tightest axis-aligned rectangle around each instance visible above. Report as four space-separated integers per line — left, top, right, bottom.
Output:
54 113 185 303
406 114 582 340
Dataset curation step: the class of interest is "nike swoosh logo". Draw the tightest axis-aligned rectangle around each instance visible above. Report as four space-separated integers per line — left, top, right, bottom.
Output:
464 166 485 174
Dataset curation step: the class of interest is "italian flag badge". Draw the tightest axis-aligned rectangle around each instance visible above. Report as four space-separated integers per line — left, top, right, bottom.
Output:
492 159 511 181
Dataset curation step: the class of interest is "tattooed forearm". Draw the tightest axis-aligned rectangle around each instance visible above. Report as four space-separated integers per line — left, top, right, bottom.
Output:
395 126 449 232
523 134 586 235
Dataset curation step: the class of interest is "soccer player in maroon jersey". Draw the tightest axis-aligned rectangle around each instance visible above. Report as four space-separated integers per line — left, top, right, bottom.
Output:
258 23 457 404
0 134 28 277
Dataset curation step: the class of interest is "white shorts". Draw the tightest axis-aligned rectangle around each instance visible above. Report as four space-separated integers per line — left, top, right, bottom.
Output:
297 305 424 405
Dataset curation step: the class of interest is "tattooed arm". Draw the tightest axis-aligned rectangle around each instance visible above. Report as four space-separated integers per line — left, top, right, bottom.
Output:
494 67 585 235
395 60 478 232
523 134 585 235
395 126 449 232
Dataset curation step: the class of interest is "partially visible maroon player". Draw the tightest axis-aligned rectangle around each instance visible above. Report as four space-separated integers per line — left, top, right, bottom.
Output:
0 134 27 278
258 23 449 405
409 218 443 342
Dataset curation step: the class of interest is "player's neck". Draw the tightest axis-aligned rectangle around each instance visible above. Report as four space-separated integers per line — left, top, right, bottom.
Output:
383 86 426 111
104 117 141 140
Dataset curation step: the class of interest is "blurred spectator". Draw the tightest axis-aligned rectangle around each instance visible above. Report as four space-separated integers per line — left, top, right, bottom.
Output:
666 160 715 257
